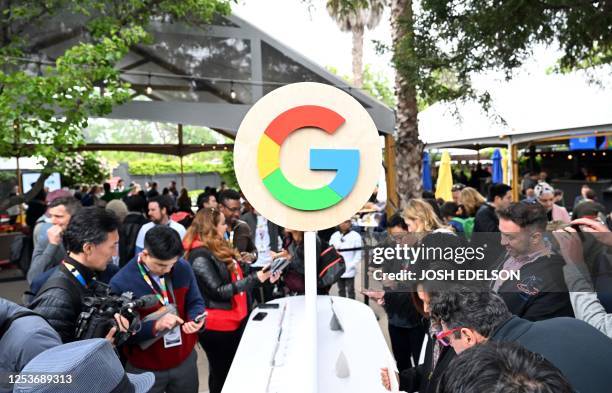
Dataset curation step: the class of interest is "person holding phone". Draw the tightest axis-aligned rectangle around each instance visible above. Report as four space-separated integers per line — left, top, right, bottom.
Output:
555 217 612 338
183 208 280 393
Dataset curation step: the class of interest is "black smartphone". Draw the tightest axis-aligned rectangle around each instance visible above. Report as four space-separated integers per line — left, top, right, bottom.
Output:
258 303 280 309
253 311 268 321
194 312 207 324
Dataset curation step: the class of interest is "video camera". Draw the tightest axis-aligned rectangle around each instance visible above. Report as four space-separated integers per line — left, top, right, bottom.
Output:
75 291 158 346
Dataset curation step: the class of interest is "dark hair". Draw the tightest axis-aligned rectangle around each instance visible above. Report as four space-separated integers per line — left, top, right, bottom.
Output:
143 226 184 261
149 195 172 215
63 207 119 254
103 182 111 192
218 189 241 205
488 183 512 202
422 191 435 199
496 202 547 232
125 195 146 213
48 196 81 216
386 212 408 230
437 341 572 393
451 183 466 192
585 189 597 200
553 189 563 197
424 198 443 221
429 286 511 338
440 202 459 218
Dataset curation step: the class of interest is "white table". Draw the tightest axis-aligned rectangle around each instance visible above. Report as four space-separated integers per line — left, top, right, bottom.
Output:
222 296 396 393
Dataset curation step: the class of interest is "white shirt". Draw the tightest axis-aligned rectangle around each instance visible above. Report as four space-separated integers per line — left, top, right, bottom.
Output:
135 220 186 252
329 230 363 278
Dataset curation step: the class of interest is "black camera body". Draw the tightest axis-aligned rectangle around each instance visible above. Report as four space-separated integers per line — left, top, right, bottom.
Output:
75 292 156 345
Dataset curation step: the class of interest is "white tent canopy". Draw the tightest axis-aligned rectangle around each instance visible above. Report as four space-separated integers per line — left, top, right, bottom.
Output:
419 68 612 149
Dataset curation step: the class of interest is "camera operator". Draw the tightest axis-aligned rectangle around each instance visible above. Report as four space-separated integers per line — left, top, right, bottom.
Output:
29 207 127 343
110 226 205 393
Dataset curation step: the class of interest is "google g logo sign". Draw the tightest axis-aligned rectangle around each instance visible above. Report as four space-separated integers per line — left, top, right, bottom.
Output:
257 105 359 211
234 82 382 231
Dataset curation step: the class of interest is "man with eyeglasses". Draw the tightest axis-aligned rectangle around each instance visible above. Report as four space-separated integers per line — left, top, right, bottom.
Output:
430 286 612 393
492 202 573 321
218 189 257 262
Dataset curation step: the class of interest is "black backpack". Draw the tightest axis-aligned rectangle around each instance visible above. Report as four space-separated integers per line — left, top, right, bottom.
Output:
317 243 346 289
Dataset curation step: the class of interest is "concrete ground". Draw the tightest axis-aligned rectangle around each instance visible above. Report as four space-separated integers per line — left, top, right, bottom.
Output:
0 261 390 393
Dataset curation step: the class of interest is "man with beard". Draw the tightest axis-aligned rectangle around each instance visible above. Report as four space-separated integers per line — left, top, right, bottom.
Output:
492 202 573 321
135 196 186 255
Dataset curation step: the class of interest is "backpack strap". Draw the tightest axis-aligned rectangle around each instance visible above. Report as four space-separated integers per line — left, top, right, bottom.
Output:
28 271 82 311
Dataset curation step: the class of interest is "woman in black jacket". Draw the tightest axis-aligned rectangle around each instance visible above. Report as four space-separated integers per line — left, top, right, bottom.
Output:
183 208 278 393
380 281 456 393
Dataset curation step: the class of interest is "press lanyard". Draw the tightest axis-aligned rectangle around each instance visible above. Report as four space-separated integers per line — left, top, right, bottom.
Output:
63 261 88 288
137 255 170 307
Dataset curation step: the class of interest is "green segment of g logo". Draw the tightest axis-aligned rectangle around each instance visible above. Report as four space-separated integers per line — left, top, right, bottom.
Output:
257 105 360 211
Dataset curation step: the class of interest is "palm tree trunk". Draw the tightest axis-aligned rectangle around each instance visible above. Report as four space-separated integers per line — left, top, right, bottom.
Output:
391 0 423 205
351 25 364 88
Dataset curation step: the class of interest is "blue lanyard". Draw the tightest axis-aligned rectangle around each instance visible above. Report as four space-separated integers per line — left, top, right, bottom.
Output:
63 261 88 288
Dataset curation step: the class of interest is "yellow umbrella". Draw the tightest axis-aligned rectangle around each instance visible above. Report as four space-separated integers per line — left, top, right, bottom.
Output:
435 151 453 201
501 148 509 185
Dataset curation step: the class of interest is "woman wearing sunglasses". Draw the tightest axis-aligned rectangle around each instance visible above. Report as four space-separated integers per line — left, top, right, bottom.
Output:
380 278 457 393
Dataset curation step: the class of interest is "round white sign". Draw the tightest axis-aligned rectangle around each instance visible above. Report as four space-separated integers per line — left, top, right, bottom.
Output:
234 82 382 231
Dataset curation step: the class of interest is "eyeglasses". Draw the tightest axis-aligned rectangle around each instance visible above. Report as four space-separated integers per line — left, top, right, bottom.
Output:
435 327 462 346
221 204 241 213
451 184 466 192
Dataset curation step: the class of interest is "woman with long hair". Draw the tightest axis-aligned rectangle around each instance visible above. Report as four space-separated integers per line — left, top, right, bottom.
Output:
402 199 452 238
459 187 486 217
177 188 192 213
183 208 278 393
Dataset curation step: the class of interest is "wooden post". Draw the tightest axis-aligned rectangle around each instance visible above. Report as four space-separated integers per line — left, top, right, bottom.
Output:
178 124 185 188
511 144 520 201
384 134 399 215
16 156 22 194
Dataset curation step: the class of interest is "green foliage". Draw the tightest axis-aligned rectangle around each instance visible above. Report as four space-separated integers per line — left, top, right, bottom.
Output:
395 0 612 110
0 172 16 182
0 0 233 172
327 65 396 107
326 0 385 32
57 152 111 186
129 158 223 175
220 152 238 190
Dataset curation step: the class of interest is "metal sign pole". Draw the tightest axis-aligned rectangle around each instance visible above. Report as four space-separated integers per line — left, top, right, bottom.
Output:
304 230 318 393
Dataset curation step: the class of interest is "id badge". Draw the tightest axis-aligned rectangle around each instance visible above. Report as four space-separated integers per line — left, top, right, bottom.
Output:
163 325 182 348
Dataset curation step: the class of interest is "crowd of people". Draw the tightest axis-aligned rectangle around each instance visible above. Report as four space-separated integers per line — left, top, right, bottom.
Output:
1 178 364 393
3 173 612 393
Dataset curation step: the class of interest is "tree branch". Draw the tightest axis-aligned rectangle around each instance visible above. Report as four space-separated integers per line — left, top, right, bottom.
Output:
0 166 50 210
